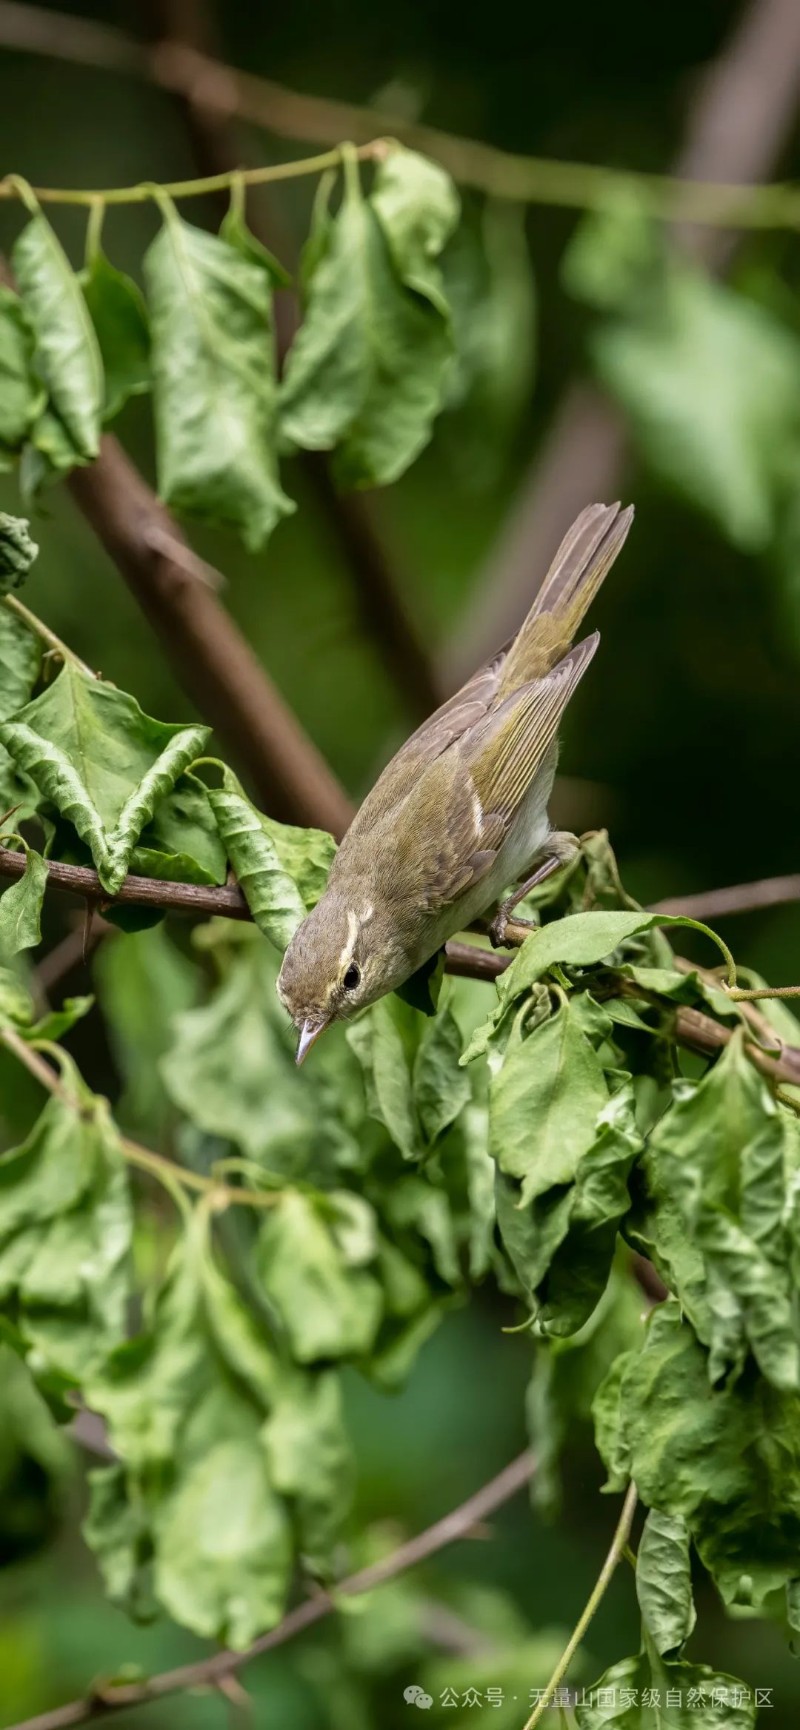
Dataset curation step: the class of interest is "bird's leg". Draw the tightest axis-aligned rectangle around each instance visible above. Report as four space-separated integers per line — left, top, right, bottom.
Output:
489 832 580 948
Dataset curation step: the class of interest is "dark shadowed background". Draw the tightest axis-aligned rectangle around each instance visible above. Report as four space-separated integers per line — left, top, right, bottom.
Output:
1 0 800 1724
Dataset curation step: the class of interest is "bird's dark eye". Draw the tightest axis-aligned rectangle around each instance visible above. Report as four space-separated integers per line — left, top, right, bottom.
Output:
343 962 361 990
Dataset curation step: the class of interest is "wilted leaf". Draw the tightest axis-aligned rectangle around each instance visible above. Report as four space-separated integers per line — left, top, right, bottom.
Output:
536 1082 643 1336
646 1033 800 1390
94 923 199 1137
0 1058 132 1378
280 148 458 487
0 663 209 893
594 1300 800 1621
0 603 41 817
442 200 535 481
528 1270 646 1514
161 934 328 1172
0 515 38 591
263 1363 353 1569
565 198 800 551
81 247 150 421
145 206 293 548
0 847 46 955
132 772 227 887
575 1649 755 1728
13 208 103 462
636 1508 696 1654
207 769 335 947
86 1221 299 1647
347 995 422 1160
0 288 44 463
490 998 609 1201
257 1190 384 1361
413 1000 470 1143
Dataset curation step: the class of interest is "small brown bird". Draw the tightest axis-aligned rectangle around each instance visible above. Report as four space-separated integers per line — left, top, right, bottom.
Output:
278 501 633 1061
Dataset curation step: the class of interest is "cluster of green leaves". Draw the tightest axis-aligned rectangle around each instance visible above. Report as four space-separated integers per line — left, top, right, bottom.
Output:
0 147 535 552
3 559 800 1706
563 188 800 629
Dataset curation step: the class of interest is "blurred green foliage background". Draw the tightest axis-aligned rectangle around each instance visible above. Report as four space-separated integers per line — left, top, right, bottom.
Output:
2 1 800 1725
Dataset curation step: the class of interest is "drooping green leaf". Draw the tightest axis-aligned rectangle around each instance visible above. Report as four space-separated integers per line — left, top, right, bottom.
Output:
161 932 333 1172
535 1082 643 1336
13 208 103 462
0 1057 132 1379
369 146 459 311
83 1463 157 1623
0 847 46 955
347 995 422 1160
574 1649 755 1729
81 247 150 422
413 1001 470 1143
594 1300 800 1622
0 663 209 892
144 206 293 549
645 1033 800 1390
20 403 86 493
257 1190 384 1362
565 198 800 552
0 288 45 464
94 923 199 1138
527 1268 646 1515
0 515 38 592
442 200 536 482
86 1221 298 1648
280 148 458 487
263 1363 353 1570
636 1509 696 1655
0 603 41 818
490 998 609 1202
0 964 35 1030
0 603 40 716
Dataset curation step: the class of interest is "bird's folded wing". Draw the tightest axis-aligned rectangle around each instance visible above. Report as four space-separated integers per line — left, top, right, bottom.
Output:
465 634 598 828
393 635 598 914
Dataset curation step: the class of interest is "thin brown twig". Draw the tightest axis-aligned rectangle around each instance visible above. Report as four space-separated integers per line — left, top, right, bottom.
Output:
1 3 800 225
5 846 800 1085
0 1023 280 1211
650 873 800 921
5 1450 537 1730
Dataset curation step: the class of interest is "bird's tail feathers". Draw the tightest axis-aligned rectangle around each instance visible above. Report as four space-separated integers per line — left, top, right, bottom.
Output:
498 501 634 693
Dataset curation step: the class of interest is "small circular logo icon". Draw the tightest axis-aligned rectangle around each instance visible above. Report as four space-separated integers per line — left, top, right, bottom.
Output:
404 1684 433 1710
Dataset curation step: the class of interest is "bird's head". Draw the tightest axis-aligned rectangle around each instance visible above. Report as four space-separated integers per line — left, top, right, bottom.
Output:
277 888 406 1062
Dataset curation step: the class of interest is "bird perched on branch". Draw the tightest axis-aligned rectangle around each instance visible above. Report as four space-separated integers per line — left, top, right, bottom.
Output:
278 500 634 1062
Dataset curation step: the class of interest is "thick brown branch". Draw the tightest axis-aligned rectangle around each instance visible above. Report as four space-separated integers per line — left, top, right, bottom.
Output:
68 439 353 838
446 0 800 685
4 848 800 1082
7 1450 537 1730
0 845 251 919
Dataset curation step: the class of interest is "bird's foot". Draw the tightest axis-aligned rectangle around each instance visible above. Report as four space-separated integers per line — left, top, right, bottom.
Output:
489 908 537 949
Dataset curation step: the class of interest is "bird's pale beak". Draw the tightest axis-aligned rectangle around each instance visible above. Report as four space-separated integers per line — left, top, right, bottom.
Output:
295 1018 329 1065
